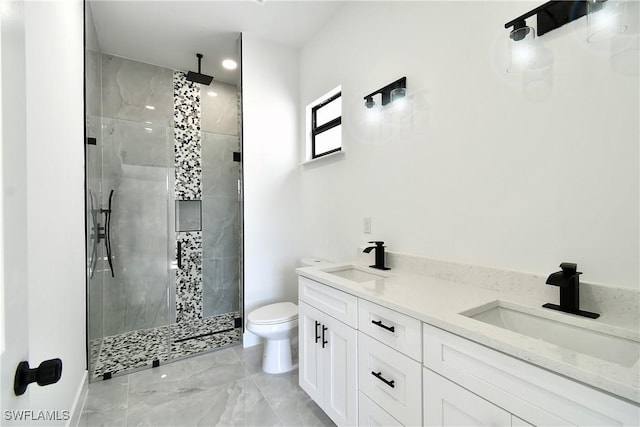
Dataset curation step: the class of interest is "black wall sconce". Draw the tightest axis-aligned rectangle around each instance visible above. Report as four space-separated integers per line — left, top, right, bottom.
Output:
364 77 407 109
505 1 598 38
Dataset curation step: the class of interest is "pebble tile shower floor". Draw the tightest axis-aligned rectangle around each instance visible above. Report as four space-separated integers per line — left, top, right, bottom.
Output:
92 313 241 379
79 344 336 427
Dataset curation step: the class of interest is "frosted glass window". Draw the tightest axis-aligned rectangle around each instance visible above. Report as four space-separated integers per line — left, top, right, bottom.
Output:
311 90 342 159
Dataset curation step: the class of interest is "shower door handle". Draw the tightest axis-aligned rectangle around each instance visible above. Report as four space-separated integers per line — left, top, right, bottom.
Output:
177 241 182 269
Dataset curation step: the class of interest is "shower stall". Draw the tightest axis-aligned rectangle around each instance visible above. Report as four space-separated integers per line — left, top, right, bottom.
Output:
85 49 243 381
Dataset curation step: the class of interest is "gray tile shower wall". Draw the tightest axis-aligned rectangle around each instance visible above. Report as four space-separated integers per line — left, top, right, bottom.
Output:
101 54 173 125
201 131 240 317
100 118 170 337
201 81 239 135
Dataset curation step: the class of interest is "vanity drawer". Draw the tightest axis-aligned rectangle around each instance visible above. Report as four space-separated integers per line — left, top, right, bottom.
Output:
298 276 357 328
358 332 422 426
359 298 422 361
358 391 403 427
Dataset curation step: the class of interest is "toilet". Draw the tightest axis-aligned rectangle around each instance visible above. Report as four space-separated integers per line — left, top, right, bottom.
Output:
247 257 331 374
247 302 299 374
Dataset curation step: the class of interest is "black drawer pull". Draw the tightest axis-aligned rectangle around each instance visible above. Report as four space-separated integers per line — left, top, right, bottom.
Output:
372 319 395 333
322 325 328 348
315 321 321 343
371 371 395 388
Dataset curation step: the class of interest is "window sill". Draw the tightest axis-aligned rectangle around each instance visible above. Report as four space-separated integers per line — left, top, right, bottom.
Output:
298 150 345 166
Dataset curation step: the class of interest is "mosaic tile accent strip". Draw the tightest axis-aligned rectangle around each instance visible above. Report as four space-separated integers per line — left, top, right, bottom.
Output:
173 71 200 132
174 69 203 322
174 128 202 200
176 231 203 323
91 312 241 379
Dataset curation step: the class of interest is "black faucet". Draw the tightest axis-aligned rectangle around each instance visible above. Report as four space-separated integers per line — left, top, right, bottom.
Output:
363 241 390 270
542 262 599 319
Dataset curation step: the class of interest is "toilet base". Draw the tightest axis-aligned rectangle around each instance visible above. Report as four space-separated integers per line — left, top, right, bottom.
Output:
263 338 296 374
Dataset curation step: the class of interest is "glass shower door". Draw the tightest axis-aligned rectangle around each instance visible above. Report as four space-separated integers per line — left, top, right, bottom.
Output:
86 118 172 381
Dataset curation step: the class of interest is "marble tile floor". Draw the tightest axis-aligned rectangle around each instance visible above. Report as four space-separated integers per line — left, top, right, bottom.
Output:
79 344 335 427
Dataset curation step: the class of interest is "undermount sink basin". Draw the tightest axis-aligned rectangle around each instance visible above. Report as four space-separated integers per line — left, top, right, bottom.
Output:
322 266 388 283
462 301 639 367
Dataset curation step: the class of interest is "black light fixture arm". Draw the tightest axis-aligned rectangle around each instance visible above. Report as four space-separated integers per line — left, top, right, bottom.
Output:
364 77 406 107
504 1 604 38
504 2 553 30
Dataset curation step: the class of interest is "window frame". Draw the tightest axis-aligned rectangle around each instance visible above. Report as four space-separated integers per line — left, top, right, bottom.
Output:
310 91 342 159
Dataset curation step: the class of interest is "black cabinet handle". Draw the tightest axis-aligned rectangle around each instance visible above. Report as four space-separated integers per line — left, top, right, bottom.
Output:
177 241 182 269
315 321 321 343
372 319 395 333
371 371 395 388
322 325 328 348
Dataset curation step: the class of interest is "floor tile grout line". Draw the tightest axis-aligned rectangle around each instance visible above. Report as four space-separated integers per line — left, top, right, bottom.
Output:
124 376 130 427
248 373 285 427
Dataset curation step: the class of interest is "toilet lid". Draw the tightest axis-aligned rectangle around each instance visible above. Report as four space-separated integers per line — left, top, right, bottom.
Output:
249 302 298 325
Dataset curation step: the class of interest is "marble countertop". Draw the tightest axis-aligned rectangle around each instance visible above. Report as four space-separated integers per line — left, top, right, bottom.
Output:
296 261 640 404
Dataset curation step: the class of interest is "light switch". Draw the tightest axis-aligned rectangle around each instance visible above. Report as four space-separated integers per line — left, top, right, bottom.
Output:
363 217 371 234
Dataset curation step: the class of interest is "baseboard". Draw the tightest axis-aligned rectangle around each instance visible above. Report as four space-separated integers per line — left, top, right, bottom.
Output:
67 370 88 427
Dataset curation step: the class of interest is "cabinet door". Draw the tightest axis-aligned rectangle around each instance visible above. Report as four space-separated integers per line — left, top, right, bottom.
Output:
424 368 511 427
323 313 358 427
299 301 323 403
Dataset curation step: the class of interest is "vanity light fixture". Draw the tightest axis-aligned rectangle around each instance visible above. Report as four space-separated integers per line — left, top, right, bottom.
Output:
207 91 218 97
145 105 155 110
363 77 407 109
504 1 593 39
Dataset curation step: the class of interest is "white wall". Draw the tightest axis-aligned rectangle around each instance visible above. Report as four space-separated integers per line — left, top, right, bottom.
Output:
298 2 639 289
1 0 31 418
241 34 302 345
24 0 86 419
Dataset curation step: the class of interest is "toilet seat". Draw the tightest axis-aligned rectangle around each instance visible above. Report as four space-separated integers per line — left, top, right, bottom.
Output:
248 302 298 325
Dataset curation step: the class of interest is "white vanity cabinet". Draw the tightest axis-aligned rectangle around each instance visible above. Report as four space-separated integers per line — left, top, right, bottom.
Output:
298 278 358 426
423 323 640 427
298 271 640 427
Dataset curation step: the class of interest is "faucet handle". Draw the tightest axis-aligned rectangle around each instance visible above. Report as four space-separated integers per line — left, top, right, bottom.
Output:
368 241 384 246
559 262 581 275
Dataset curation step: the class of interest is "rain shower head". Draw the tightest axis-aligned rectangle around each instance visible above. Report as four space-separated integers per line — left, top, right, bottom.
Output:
186 53 214 85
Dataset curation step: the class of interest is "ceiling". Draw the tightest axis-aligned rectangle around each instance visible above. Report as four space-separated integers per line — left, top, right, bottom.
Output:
89 0 346 85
